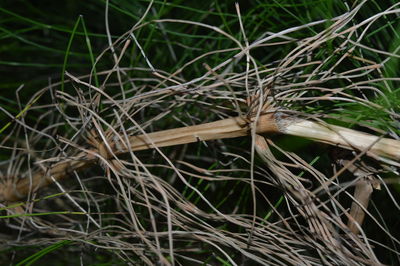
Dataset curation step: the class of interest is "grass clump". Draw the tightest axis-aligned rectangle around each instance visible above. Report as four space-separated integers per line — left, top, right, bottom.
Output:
1 0 400 265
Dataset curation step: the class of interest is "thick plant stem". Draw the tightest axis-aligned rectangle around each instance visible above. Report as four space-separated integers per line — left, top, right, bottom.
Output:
0 155 93 202
279 118 400 162
1 112 400 202
347 178 374 235
124 114 279 151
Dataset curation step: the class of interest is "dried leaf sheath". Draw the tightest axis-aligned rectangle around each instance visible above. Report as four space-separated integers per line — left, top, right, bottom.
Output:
1 112 400 202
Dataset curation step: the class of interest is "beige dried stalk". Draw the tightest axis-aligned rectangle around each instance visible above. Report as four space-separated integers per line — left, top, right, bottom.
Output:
338 159 381 235
1 111 399 202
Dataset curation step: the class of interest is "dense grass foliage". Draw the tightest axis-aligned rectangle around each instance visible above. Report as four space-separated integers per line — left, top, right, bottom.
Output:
1 0 400 265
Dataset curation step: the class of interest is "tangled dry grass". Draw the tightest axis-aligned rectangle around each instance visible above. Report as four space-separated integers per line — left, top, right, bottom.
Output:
1 1 400 265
